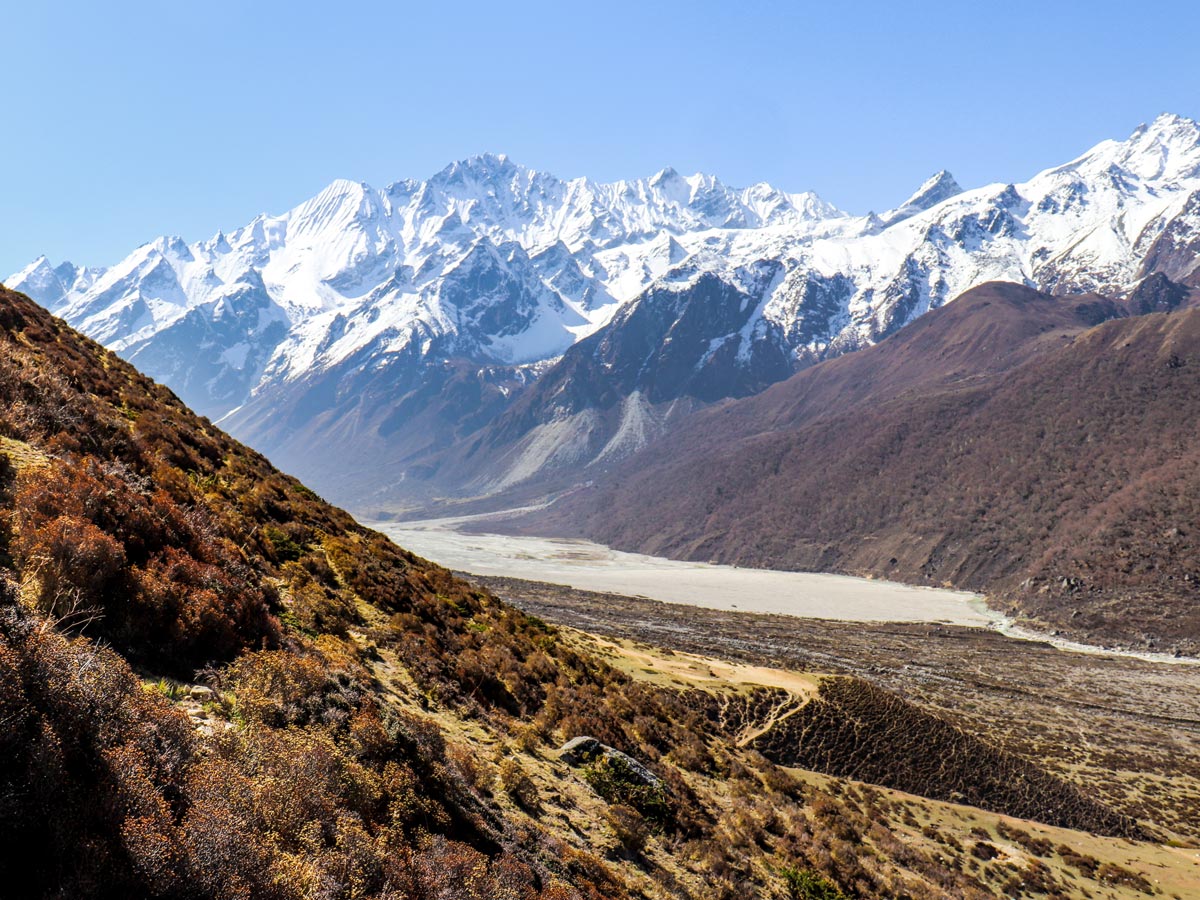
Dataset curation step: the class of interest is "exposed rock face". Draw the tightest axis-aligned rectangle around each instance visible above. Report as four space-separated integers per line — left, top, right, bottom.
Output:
559 736 663 789
1138 188 1200 286
1125 271 1191 314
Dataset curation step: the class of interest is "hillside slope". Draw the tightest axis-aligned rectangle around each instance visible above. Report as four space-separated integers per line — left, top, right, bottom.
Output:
1 283 1152 898
528 281 1200 653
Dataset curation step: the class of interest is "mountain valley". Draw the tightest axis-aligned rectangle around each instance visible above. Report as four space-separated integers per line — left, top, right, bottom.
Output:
513 280 1200 655
5 112 1200 899
5 280 1197 897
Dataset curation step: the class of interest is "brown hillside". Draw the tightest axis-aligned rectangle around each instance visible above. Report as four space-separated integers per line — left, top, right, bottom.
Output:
413 282 1123 508
0 283 1105 899
732 679 1136 837
531 281 1200 653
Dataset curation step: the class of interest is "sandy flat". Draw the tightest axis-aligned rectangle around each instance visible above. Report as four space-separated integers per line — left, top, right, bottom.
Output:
371 517 994 626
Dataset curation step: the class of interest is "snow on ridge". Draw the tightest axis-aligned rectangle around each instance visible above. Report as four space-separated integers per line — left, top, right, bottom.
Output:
9 115 1200 424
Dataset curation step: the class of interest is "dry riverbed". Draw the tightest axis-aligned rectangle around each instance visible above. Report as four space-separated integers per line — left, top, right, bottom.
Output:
373 517 993 625
369 515 1200 840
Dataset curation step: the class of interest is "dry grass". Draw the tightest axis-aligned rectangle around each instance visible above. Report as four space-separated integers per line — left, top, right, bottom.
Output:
572 631 824 698
790 769 1200 900
477 573 1200 841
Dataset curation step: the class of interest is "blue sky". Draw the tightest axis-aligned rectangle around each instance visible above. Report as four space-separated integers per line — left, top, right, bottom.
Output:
3 0 1200 275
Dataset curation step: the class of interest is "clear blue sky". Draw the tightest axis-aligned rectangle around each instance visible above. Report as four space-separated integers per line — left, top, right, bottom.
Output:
3 0 1200 276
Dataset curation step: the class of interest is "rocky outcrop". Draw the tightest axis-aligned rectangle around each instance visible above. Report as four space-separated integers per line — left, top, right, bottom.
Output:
559 736 663 790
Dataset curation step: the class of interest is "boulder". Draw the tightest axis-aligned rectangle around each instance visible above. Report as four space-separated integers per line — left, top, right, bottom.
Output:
558 736 662 789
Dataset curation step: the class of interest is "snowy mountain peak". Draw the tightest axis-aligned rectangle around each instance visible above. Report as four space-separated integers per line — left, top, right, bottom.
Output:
1049 114 1200 186
203 230 232 254
149 235 194 261
1121 113 1200 181
1142 111 1200 138
5 255 101 313
649 166 681 186
291 179 383 230
6 256 66 308
10 254 53 280
878 170 963 227
433 152 524 188
902 170 963 211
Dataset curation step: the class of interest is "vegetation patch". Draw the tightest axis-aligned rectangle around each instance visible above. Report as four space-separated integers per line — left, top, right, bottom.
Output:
583 753 673 829
780 866 846 900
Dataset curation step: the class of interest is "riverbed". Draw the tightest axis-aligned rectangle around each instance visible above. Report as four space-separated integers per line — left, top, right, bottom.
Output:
370 515 995 626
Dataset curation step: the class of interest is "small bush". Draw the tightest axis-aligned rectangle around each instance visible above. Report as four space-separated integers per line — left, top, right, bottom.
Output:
971 840 1000 861
780 865 845 900
605 805 649 857
264 525 304 563
498 757 540 812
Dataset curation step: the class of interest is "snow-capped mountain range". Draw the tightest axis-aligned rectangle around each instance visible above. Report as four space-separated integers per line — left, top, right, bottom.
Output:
7 156 838 417
8 114 1200 509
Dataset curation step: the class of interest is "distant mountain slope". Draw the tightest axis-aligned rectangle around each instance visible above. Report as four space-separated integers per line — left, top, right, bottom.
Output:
430 278 1127 501
525 280 1200 654
397 114 1200 505
10 115 1200 509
